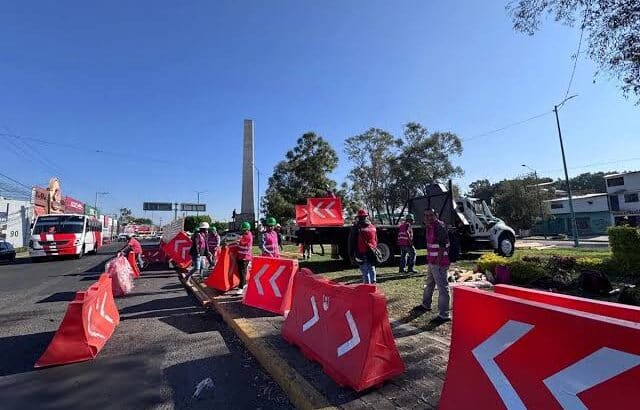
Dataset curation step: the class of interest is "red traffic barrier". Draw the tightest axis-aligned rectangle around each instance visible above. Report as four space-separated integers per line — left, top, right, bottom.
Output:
204 246 240 291
243 256 298 315
306 198 344 226
127 252 140 278
295 205 309 226
163 231 192 270
494 284 640 323
439 286 640 410
282 268 404 391
35 273 120 368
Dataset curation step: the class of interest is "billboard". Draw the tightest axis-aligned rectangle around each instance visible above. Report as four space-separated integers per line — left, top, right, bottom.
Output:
63 196 85 214
180 203 206 212
143 202 173 211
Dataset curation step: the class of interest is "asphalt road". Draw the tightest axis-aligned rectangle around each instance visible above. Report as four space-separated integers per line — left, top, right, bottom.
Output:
0 243 292 409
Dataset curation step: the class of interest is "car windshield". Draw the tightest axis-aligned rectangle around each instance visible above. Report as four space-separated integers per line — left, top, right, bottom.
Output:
33 215 85 234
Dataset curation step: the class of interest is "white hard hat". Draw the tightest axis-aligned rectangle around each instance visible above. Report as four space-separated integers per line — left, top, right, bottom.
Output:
199 222 210 229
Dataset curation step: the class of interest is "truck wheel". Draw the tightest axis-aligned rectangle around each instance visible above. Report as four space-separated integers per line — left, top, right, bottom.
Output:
496 233 515 257
376 242 392 265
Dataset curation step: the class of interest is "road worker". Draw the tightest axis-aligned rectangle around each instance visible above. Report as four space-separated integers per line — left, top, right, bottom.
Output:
186 222 212 280
207 226 221 272
233 221 253 295
397 213 417 273
348 209 378 284
260 217 280 258
121 233 144 268
418 208 451 324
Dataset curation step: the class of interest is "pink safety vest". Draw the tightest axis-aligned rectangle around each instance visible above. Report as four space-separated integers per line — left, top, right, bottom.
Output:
262 230 280 258
397 222 412 246
426 221 450 266
237 231 253 261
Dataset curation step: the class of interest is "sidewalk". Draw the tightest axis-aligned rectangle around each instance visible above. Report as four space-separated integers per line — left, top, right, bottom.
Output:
180 273 450 409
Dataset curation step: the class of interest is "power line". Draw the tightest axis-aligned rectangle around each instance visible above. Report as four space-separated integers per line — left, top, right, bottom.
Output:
462 110 553 142
0 171 31 190
564 18 586 99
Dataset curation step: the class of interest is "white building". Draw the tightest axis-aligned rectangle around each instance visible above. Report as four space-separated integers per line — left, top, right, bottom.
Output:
605 171 640 226
0 196 32 248
542 193 612 235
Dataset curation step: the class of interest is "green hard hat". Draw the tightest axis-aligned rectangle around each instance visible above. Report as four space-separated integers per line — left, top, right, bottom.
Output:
406 213 415 221
266 217 277 226
210 226 217 233
241 221 251 231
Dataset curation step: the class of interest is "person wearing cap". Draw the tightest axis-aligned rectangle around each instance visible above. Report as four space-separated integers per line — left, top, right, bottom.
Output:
186 222 212 280
397 213 416 274
260 217 280 258
348 209 378 284
233 221 253 295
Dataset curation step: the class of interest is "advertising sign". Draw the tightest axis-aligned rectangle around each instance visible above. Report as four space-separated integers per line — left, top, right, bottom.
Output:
48 177 64 214
63 196 85 214
33 187 48 208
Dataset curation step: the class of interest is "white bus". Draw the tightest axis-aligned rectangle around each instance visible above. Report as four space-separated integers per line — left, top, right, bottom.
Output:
29 214 103 259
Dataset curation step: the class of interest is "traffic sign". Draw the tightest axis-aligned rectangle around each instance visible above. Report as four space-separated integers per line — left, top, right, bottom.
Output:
143 202 173 211
180 203 206 212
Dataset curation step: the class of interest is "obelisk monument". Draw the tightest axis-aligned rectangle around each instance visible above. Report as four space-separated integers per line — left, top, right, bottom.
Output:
238 119 255 226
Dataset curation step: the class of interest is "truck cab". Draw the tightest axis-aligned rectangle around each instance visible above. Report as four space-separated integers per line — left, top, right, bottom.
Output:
456 197 515 256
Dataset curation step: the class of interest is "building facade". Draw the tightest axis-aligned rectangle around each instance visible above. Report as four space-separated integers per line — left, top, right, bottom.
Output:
536 193 612 236
0 197 32 248
606 171 640 227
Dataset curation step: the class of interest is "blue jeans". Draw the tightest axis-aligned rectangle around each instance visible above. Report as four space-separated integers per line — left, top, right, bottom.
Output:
423 264 451 319
359 261 376 284
399 246 416 272
189 255 206 277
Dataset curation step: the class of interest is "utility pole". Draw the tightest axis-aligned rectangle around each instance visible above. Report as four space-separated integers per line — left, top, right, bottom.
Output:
554 95 579 247
174 202 178 221
94 192 109 214
195 190 207 217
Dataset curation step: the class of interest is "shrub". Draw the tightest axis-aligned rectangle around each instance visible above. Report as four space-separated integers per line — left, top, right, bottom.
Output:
521 255 544 264
508 260 549 286
608 226 640 274
547 255 577 272
477 253 509 274
576 257 605 272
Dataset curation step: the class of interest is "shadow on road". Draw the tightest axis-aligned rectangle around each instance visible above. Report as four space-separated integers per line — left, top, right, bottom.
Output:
36 292 77 304
0 331 56 377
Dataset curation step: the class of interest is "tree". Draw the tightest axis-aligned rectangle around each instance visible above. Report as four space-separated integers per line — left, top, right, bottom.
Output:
493 177 546 231
508 0 640 102
397 123 464 197
468 179 497 202
553 171 618 193
262 132 339 223
345 128 402 224
184 215 213 232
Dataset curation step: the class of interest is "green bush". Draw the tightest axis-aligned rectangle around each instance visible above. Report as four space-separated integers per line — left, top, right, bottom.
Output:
547 255 577 272
576 256 605 272
477 253 509 273
508 260 549 286
608 226 640 274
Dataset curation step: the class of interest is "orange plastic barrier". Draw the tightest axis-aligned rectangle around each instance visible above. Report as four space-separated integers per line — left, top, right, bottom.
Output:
282 268 404 391
494 284 640 323
142 244 166 264
243 256 298 315
127 252 140 278
35 273 120 368
162 231 192 270
204 246 240 291
306 198 344 226
439 286 640 409
295 205 309 226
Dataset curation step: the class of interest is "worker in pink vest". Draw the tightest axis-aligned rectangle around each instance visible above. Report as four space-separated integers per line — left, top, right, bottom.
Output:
397 213 416 273
260 217 280 258
418 208 451 324
233 221 253 295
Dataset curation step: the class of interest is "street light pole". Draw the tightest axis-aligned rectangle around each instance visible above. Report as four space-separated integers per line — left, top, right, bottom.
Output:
255 166 261 222
554 95 579 247
194 190 207 217
94 192 109 213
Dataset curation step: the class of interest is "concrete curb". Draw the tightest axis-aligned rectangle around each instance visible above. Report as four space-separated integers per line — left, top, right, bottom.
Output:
178 273 336 410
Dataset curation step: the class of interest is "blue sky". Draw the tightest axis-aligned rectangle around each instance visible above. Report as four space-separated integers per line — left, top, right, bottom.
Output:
1 1 639 223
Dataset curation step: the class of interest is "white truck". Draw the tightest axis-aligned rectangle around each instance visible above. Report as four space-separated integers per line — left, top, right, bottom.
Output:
290 182 516 265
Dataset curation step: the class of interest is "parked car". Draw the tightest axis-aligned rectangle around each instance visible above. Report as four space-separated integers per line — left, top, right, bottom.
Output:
220 231 241 244
0 241 17 263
